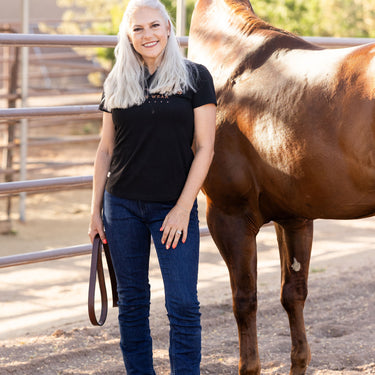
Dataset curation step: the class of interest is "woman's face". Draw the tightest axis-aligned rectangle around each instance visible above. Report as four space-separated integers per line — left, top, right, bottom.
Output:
128 6 170 71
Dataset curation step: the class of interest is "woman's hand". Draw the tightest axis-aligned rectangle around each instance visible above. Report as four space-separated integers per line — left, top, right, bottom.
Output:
160 204 190 249
88 213 107 244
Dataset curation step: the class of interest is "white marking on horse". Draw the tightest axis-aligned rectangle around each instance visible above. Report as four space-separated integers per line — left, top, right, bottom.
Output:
189 2 268 89
192 32 268 89
273 47 359 87
291 257 301 272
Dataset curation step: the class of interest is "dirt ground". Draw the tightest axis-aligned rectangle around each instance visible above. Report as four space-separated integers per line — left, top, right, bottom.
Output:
0 116 374 374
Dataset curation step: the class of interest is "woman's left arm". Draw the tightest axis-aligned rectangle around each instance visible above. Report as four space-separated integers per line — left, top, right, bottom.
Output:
161 103 216 249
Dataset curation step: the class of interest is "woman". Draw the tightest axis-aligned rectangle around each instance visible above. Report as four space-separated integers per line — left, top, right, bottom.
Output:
88 0 216 373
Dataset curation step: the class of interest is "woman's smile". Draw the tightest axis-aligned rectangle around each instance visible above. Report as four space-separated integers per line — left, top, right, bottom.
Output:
143 41 158 47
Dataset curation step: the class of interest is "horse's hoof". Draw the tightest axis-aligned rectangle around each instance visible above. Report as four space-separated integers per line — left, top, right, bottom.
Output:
289 342 311 375
239 360 261 375
289 368 307 375
289 356 310 375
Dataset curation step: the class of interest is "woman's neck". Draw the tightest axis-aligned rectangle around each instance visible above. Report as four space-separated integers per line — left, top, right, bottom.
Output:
143 56 162 75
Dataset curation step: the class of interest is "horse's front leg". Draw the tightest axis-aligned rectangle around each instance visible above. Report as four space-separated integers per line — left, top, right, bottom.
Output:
207 203 260 375
274 218 313 375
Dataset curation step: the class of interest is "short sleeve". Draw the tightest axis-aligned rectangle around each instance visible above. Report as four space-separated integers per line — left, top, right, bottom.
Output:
191 63 217 109
99 92 111 113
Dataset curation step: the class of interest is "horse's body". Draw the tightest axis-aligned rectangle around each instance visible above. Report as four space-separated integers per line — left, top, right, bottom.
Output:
188 0 375 373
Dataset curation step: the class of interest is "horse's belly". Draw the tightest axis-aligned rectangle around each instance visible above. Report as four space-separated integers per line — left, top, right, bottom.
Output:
247 109 375 220
260 161 375 220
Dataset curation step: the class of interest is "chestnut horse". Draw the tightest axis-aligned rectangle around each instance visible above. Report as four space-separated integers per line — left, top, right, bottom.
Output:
189 0 375 374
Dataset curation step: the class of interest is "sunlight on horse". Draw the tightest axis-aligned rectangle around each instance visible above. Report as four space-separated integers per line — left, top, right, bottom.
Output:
188 0 375 374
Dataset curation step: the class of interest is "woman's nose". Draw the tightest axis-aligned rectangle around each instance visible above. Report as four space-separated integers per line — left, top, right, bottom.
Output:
143 27 153 38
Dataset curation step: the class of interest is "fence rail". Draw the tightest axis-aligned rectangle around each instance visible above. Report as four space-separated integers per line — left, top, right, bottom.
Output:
0 104 100 119
0 33 189 48
0 33 374 49
0 227 211 268
303 36 375 47
0 244 93 268
0 175 93 195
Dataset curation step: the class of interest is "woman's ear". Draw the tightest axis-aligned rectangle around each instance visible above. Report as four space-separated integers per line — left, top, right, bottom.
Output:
167 20 171 36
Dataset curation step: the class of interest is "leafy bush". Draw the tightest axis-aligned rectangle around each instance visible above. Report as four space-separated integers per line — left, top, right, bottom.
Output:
50 0 375 80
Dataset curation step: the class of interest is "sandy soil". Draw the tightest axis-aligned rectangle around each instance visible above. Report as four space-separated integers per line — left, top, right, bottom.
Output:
0 117 374 374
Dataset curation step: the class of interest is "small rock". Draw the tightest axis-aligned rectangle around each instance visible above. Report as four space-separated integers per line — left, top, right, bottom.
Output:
52 329 65 338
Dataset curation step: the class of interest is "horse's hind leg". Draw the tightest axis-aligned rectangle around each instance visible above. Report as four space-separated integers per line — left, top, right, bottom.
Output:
207 203 260 375
274 218 313 375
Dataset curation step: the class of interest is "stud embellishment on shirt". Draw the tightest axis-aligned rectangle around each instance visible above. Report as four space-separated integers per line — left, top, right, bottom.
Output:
146 93 171 105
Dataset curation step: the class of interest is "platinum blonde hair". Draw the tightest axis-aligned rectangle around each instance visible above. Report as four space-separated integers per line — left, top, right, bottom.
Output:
103 0 195 110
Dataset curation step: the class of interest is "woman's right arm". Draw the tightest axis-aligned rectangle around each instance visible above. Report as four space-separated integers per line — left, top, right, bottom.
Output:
88 112 115 243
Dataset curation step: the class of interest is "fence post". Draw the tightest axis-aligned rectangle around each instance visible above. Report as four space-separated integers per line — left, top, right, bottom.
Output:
0 26 19 233
19 0 30 222
176 0 186 56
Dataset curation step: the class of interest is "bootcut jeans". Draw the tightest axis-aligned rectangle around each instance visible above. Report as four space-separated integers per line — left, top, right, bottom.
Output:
103 191 201 375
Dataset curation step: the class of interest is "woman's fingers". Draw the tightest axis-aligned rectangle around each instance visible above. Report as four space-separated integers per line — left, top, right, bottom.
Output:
98 228 107 244
181 228 187 244
160 206 189 249
166 228 184 250
88 216 107 244
162 225 175 250
171 229 186 249
160 222 169 245
171 232 180 249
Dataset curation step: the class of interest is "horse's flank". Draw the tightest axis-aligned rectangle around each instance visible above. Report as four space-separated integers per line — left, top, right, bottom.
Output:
190 0 375 224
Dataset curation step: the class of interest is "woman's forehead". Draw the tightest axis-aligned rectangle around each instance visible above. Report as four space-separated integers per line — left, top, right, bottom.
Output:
130 7 165 26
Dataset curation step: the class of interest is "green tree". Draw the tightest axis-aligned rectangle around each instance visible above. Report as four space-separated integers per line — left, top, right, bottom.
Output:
45 0 375 82
253 0 375 38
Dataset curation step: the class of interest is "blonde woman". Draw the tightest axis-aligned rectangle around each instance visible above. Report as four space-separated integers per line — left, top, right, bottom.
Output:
88 0 216 373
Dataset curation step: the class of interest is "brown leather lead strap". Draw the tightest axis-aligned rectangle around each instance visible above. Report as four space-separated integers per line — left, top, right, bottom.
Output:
88 234 118 326
103 241 119 307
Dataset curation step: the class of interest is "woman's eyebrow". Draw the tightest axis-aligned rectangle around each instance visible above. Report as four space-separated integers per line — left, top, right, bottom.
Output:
133 19 161 27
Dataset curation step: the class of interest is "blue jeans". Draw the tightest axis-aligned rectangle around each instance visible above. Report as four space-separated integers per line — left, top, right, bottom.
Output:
103 191 201 375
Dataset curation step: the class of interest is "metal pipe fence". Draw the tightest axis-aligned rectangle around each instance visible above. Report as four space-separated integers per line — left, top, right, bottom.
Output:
303 36 375 48
0 227 210 268
0 33 373 48
0 33 189 48
0 175 92 195
0 104 99 119
0 176 211 269
0 113 101 127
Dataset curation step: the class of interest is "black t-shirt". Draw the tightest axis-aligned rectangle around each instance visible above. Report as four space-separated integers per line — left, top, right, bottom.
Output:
99 61 216 202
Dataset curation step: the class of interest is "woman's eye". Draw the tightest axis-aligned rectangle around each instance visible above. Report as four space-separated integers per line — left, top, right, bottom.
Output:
133 28 142 32
152 23 160 28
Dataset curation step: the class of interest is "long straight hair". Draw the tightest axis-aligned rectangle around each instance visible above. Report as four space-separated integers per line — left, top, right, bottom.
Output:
103 0 195 110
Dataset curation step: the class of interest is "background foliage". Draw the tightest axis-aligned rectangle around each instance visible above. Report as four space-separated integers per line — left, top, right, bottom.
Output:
54 0 375 39
255 0 375 38
49 0 375 79
52 0 194 66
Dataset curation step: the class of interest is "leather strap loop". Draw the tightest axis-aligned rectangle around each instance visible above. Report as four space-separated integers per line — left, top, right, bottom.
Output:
88 234 118 326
